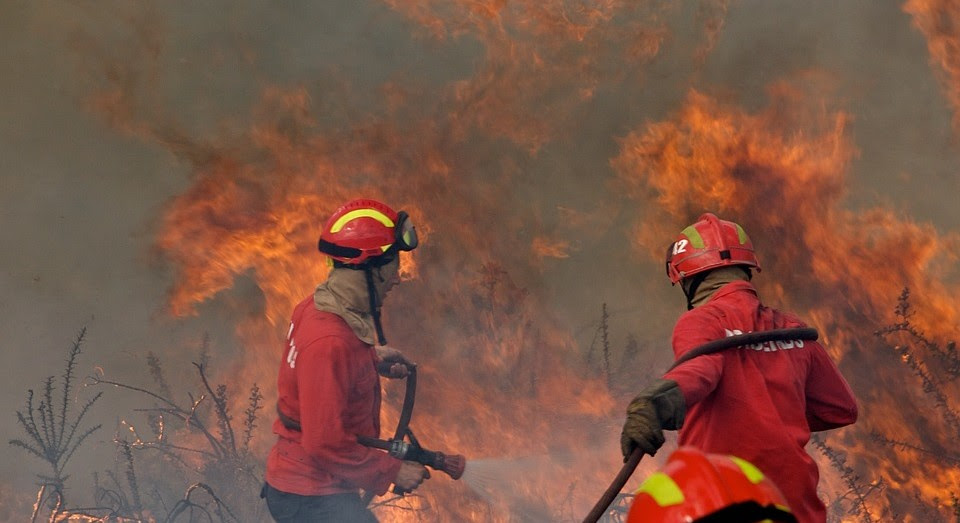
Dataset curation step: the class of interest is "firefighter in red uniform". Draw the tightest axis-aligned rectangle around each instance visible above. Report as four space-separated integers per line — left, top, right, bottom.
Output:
620 213 858 523
264 199 428 522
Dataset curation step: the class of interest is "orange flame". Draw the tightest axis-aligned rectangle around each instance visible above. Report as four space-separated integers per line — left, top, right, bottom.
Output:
532 236 573 262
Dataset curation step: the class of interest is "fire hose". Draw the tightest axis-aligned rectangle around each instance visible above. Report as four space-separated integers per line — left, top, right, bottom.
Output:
358 364 466 503
582 327 819 523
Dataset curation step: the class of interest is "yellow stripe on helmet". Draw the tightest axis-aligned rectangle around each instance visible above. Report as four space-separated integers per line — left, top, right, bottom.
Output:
330 209 395 233
635 472 685 507
730 456 765 484
681 226 706 248
735 223 750 245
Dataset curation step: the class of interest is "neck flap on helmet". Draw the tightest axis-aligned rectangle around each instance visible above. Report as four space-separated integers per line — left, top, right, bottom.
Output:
681 266 752 310
331 248 397 346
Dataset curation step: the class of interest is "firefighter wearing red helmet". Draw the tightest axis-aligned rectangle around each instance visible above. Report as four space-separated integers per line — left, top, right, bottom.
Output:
620 213 858 523
628 447 797 523
264 199 427 522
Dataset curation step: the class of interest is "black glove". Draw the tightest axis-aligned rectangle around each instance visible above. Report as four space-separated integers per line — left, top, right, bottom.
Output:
620 379 686 460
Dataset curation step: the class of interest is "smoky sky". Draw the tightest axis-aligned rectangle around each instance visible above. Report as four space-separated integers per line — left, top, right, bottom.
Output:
1 0 959 520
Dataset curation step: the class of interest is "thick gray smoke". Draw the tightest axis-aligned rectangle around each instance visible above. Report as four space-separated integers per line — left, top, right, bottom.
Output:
1 1 958 521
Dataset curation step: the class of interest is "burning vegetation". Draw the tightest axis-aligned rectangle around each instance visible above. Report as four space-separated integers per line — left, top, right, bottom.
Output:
6 1 960 522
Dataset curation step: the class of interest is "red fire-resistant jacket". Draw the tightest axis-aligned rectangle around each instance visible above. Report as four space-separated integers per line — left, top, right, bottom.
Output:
663 281 857 523
265 296 402 497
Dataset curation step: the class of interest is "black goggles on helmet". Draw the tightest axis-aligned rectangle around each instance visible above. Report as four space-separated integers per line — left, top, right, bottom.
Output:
394 211 418 251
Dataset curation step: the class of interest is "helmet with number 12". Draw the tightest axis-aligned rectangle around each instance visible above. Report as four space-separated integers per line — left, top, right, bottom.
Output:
664 213 760 285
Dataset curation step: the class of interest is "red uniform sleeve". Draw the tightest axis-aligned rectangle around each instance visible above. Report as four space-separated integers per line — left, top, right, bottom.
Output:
804 342 858 431
663 313 725 408
297 336 401 494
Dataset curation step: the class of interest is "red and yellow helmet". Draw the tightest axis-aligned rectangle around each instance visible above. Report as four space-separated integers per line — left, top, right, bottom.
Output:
665 213 760 284
627 447 795 523
318 199 418 266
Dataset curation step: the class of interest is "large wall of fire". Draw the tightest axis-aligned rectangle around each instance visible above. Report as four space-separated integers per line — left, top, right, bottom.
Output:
2 1 960 522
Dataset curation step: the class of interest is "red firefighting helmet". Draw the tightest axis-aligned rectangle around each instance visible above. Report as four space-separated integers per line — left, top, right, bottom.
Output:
627 447 796 523
665 213 760 285
318 199 418 265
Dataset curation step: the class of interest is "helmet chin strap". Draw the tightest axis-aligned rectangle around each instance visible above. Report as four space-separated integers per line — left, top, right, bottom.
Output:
364 266 388 346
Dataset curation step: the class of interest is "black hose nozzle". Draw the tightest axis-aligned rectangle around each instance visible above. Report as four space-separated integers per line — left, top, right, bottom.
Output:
358 435 466 480
408 445 466 480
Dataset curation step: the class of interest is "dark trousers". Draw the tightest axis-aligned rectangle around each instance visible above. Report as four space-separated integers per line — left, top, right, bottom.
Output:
261 483 378 523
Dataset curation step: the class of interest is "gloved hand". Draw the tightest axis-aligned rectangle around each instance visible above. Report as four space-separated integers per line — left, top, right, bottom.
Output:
621 399 664 458
620 379 686 460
